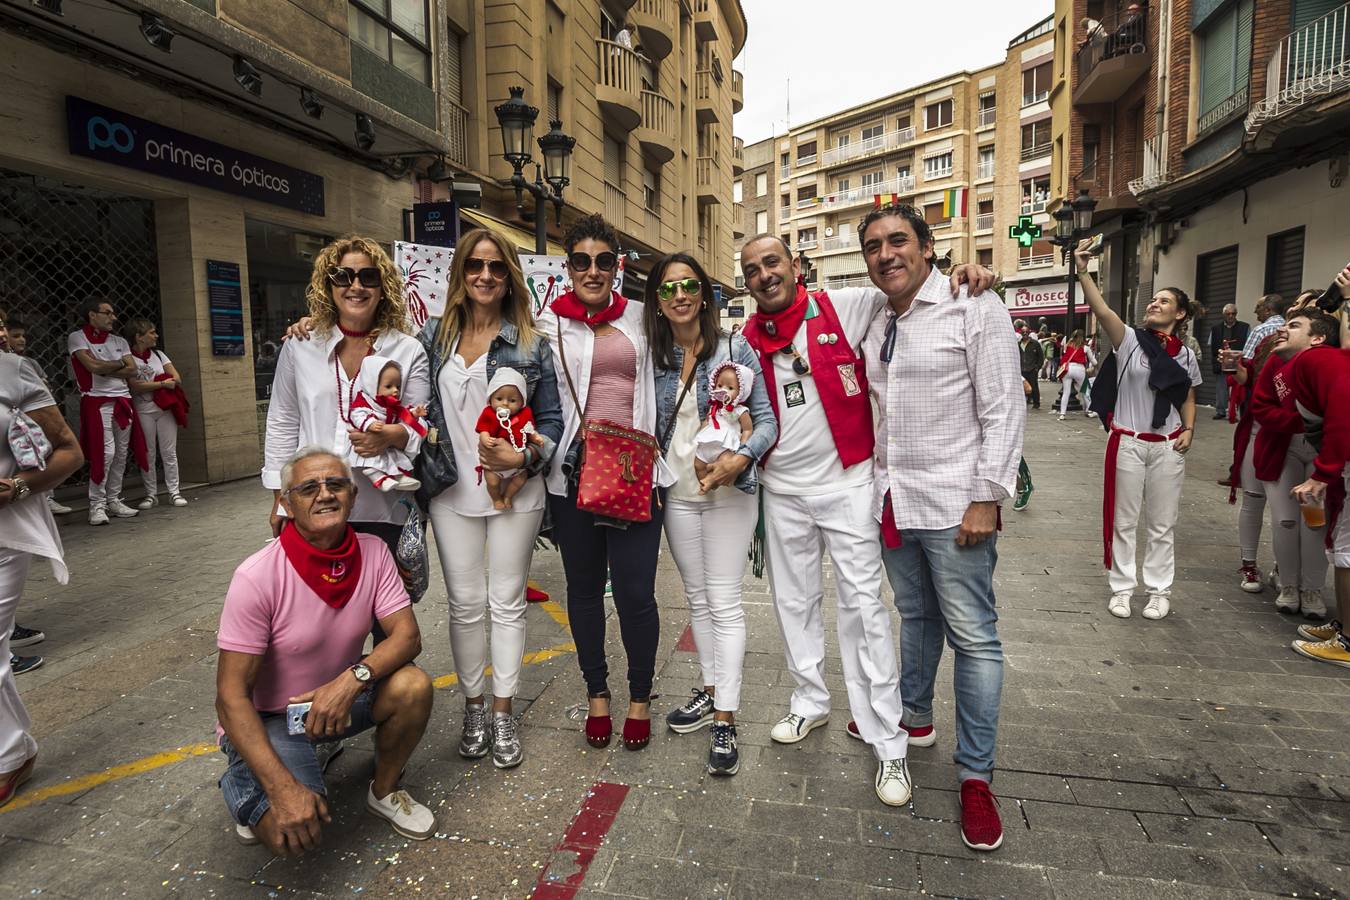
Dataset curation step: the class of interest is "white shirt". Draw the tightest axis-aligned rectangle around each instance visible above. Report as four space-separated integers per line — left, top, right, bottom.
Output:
433 349 545 517
1 355 67 582
1110 327 1203 435
536 298 675 496
758 287 885 496
262 328 430 525
67 330 132 398
666 387 713 503
868 267 1026 531
131 349 172 416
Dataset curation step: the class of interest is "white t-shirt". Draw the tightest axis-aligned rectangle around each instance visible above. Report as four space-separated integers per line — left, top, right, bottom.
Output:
758 287 884 497
67 329 132 398
1111 328 1203 434
432 351 545 517
1 355 67 582
666 386 714 503
131 349 172 416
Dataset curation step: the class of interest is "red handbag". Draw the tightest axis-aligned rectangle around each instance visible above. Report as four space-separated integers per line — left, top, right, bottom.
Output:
556 319 661 522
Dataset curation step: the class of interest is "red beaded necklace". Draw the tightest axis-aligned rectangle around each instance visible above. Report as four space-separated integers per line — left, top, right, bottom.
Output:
334 332 375 424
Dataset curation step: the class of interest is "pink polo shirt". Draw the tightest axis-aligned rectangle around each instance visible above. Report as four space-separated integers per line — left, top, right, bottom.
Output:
216 533 410 737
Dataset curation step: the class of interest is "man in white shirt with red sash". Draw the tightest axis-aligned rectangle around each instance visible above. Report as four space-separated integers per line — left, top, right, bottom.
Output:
739 234 992 809
67 297 147 526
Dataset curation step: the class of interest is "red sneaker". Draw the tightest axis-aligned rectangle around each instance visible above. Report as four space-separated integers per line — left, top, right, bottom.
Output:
846 720 937 747
959 779 1003 851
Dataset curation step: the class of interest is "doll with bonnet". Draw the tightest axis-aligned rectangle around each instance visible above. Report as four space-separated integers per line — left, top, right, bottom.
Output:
693 360 754 484
340 355 428 492
475 366 545 510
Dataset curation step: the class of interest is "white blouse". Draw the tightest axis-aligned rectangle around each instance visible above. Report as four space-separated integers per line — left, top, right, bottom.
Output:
131 349 172 417
1 355 67 582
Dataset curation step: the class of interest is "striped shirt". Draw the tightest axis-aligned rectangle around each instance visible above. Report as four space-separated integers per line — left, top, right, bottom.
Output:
583 328 637 428
1243 315 1285 359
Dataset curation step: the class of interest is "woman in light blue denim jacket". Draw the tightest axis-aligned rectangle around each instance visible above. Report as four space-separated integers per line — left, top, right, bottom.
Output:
416 228 563 771
645 252 777 777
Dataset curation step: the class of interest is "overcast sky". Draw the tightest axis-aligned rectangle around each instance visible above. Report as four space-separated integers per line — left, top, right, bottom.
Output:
733 0 1055 144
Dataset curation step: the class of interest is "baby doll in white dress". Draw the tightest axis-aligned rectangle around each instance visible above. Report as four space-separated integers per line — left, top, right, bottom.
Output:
340 355 427 492
693 360 754 484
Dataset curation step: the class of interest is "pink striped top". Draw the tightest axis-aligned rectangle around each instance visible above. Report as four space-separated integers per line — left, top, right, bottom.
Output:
583 328 637 428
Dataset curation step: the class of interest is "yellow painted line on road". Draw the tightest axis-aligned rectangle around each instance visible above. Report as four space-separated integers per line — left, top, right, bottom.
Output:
539 599 571 629
430 638 576 689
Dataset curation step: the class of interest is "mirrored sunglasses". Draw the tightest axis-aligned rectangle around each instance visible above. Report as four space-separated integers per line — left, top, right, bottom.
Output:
464 257 510 278
657 278 703 302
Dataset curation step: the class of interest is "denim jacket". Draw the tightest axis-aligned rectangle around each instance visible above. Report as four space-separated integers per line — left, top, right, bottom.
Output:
417 317 564 487
653 331 778 494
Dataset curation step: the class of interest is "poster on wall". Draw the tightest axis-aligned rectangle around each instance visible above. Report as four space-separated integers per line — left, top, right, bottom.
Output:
206 260 246 356
395 241 626 330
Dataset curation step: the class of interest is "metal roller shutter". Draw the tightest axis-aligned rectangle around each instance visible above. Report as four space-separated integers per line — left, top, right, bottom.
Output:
1265 227 1306 299
1195 245 1240 407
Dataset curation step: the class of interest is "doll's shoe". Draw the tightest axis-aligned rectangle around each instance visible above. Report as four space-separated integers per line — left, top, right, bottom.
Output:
394 475 421 492
585 691 612 749
368 471 398 492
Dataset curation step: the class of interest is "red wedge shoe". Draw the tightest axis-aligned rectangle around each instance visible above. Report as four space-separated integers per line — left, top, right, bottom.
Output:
585 691 612 749
622 699 652 751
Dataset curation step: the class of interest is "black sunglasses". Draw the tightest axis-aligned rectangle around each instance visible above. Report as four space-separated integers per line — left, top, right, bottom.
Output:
568 251 619 273
464 257 510 278
328 266 382 289
780 343 810 376
284 476 355 499
657 278 703 301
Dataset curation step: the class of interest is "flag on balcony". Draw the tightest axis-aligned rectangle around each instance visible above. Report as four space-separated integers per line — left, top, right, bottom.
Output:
942 188 968 218
871 193 901 210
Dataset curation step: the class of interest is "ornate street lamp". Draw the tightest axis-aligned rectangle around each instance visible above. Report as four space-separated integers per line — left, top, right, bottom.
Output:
493 86 574 252
1051 189 1097 339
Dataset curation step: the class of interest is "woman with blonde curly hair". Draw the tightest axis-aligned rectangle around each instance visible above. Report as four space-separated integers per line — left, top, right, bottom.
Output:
262 235 430 555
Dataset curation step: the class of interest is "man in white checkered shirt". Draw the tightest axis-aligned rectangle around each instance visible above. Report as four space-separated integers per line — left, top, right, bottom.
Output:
860 203 1025 852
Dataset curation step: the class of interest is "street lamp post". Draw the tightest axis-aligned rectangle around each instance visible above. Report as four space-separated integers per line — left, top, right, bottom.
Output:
1051 188 1098 338
494 86 576 254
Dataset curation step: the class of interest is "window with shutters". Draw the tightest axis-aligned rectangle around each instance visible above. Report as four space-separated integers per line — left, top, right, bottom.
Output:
1264 228 1305 298
923 201 949 226
445 28 464 106
797 141 817 164
797 184 818 206
862 170 885 189
924 100 953 130
547 81 562 124
977 248 993 267
1196 246 1240 326
1196 0 1254 133
733 180 743 203
1020 121 1052 160
755 172 767 196
755 210 768 232
836 177 851 193
604 137 624 189
1022 62 1051 106
1019 239 1055 268
862 124 884 142
644 168 661 212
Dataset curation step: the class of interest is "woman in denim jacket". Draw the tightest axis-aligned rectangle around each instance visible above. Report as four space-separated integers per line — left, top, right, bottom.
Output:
644 252 777 776
417 228 563 770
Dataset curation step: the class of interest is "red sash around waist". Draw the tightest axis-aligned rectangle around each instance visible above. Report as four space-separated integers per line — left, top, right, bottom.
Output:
1102 423 1184 568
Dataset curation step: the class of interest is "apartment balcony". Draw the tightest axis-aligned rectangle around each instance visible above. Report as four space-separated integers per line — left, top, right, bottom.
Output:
732 136 745 175
1247 2 1350 143
445 101 469 168
696 156 720 205
977 107 997 129
779 206 791 221
635 90 676 164
1020 197 1049 215
645 207 661 240
1073 8 1149 106
976 161 996 179
820 232 858 252
796 237 818 250
732 202 745 239
817 175 916 213
1128 136 1168 196
596 39 642 131
1072 152 1141 218
695 69 721 125
975 213 994 231
732 70 745 114
631 0 675 61
694 0 718 41
1019 143 1052 162
605 181 627 227
825 274 874 289
820 126 915 167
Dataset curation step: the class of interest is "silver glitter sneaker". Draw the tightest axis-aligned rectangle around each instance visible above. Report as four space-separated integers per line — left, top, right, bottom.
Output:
491 712 523 769
458 703 491 759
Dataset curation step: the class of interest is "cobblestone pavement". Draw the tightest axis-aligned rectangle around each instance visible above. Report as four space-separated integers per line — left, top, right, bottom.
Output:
2 406 1349 899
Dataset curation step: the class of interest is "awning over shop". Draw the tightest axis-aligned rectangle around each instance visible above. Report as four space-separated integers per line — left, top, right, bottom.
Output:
460 208 567 257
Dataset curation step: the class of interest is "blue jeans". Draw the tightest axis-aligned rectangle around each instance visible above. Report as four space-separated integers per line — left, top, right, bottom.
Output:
882 526 1003 783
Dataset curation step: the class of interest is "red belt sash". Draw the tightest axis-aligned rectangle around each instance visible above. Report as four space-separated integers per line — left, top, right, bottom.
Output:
79 395 149 485
1102 423 1183 568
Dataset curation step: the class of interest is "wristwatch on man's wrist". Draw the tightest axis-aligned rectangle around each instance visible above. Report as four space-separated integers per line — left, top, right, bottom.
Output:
350 662 373 683
9 476 32 502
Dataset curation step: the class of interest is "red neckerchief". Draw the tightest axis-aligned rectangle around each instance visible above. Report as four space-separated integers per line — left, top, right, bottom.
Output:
278 521 364 610
83 324 110 344
744 284 809 355
551 289 626 326
131 348 152 361
1148 329 1183 357
350 392 428 437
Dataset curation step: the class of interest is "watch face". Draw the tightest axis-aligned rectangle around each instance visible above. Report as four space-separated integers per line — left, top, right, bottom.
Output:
353 664 371 682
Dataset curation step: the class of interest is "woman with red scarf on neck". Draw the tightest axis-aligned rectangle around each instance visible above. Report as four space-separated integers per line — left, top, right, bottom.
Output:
1076 239 1202 622
536 214 675 753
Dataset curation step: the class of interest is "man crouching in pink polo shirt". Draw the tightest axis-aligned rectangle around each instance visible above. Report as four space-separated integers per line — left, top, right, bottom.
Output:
215 446 435 854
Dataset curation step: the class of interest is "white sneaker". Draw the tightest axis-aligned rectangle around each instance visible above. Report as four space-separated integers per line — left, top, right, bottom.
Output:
1275 586 1300 615
1108 593 1131 618
107 500 139 518
1057 413 1066 421
1267 566 1281 592
875 758 913 807
366 783 435 840
234 823 261 846
137 496 158 510
1142 596 1170 620
769 712 829 744
1300 589 1327 620
170 493 188 507
47 496 72 515
88 507 109 526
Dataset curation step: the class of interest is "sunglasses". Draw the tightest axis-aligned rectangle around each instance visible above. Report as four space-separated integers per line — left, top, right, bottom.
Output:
464 257 510 278
780 343 810 376
328 266 382 289
657 278 703 302
568 251 619 273
284 476 355 499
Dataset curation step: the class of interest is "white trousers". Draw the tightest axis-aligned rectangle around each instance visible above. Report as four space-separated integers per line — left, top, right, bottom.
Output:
1264 436 1329 590
663 490 758 712
1059 363 1086 414
764 483 907 760
1239 425 1266 561
0 549 38 772
88 404 131 509
1108 435 1186 597
429 504 543 699
1333 471 1350 569
138 407 181 497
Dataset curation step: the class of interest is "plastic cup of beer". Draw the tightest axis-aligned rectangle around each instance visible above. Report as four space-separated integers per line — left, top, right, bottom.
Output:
1301 497 1326 528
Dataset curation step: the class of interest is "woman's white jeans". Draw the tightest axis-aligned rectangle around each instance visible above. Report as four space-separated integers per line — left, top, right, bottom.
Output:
1059 363 1086 414
138 407 181 497
663 489 758 712
1263 435 1329 591
1 549 38 772
430 504 543 699
1108 435 1186 597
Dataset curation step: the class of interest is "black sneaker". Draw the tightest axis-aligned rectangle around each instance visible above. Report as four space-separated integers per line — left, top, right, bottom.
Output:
666 688 715 734
707 722 740 776
10 625 45 648
11 654 43 675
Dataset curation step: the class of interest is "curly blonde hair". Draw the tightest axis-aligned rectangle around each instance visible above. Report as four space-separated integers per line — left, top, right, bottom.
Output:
305 236 410 337
435 227 537 357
